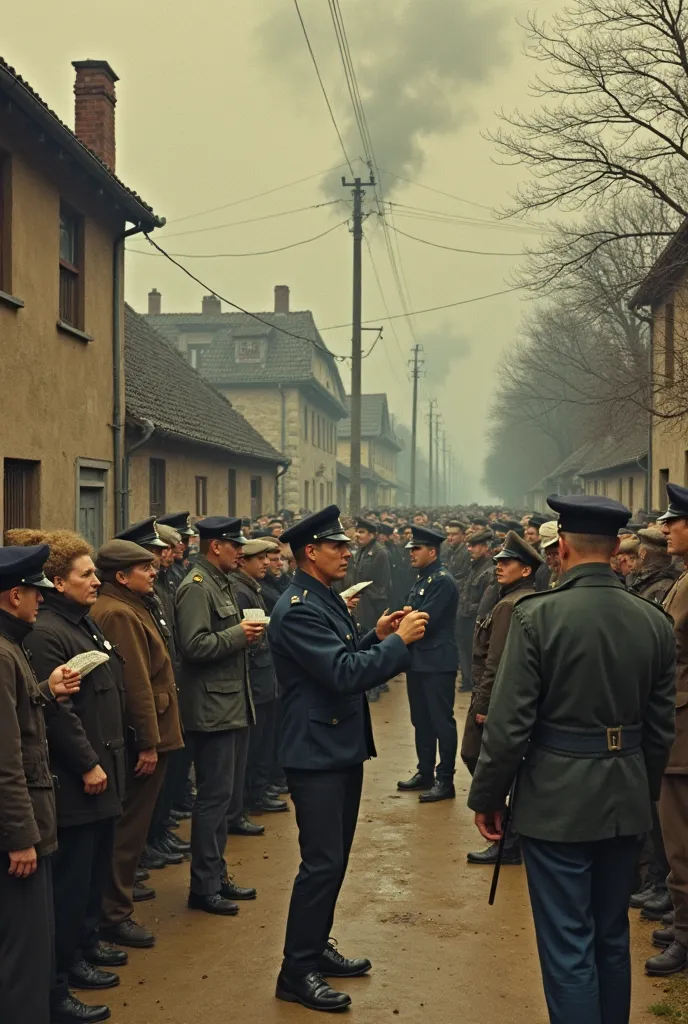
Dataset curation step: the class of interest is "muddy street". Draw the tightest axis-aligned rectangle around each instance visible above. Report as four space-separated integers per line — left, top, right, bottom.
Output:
94 680 665 1024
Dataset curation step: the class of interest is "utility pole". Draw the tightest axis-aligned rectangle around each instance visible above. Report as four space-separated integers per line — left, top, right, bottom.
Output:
434 417 443 508
408 344 424 506
342 174 375 514
427 398 437 505
444 440 450 505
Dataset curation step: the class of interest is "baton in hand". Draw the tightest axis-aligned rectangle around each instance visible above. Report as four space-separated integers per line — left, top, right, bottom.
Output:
488 776 517 906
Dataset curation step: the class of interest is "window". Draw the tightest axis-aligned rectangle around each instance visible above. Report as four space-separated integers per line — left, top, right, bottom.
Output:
250 476 263 519
59 204 83 329
659 468 670 504
311 411 316 445
317 416 321 449
0 153 10 293
665 301 675 381
304 480 309 507
188 345 206 370
77 461 108 549
617 478 623 502
228 468 237 516
304 405 309 440
149 458 166 517
3 459 39 532
319 482 325 506
195 476 208 517
628 476 635 512
327 481 333 503
593 479 598 495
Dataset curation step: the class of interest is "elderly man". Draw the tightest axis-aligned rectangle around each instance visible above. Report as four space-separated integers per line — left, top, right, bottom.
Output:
176 517 264 916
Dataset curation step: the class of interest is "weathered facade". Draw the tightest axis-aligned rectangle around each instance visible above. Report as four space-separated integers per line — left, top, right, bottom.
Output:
125 308 286 521
143 286 347 511
0 57 161 546
337 394 403 508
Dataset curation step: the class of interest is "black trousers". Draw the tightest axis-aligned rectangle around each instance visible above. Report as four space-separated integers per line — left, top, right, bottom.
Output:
148 743 193 843
51 818 115 1005
0 853 54 1024
245 699 277 804
188 728 249 895
283 764 363 975
456 615 475 689
406 671 458 779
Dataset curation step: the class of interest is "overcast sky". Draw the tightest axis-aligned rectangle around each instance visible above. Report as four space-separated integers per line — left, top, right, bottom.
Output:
3 0 558 500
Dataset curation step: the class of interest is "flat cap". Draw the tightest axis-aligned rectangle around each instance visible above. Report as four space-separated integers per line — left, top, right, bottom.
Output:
638 527 668 550
494 530 545 571
538 520 560 551
528 514 549 529
96 540 155 571
467 528 494 546
495 518 525 537
657 482 688 523
0 543 54 592
116 517 166 549
156 524 181 547
547 494 630 537
406 525 446 549
379 523 395 537
242 539 279 556
618 536 640 555
157 512 196 537
196 516 247 544
281 505 350 551
356 518 378 533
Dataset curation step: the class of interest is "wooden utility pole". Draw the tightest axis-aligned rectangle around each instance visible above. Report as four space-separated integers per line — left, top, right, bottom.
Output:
342 174 375 514
408 344 424 506
434 416 442 508
427 398 437 505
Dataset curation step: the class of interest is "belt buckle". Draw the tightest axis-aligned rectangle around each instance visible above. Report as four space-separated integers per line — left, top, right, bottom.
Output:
607 726 622 752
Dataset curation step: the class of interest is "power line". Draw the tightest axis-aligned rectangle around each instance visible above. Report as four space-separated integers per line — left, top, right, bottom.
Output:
126 219 348 258
382 220 523 257
131 200 341 242
293 0 354 174
378 168 497 212
168 163 348 225
321 285 524 330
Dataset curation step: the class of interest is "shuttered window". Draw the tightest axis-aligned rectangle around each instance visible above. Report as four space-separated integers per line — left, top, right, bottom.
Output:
3 459 39 532
195 476 208 517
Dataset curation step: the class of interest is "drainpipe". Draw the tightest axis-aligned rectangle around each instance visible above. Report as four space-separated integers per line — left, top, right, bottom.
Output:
123 418 155 526
274 460 291 512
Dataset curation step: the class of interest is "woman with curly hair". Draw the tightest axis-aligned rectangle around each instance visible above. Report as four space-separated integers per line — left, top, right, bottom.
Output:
13 530 126 1024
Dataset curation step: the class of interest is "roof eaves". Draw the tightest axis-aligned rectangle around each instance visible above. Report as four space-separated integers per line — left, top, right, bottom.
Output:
630 218 688 308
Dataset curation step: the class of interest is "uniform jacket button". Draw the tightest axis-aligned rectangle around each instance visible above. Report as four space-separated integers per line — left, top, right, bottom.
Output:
332 718 338 725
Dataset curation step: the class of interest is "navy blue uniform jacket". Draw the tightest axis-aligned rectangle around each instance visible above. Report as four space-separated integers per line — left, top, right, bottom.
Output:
405 559 459 674
268 569 410 770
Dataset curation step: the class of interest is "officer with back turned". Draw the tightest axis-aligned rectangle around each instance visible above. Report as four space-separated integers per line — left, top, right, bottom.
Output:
397 524 460 803
468 495 676 1024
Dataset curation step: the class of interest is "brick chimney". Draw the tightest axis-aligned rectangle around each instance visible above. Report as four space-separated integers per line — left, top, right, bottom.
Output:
148 288 161 315
274 285 290 314
72 60 118 170
202 294 222 316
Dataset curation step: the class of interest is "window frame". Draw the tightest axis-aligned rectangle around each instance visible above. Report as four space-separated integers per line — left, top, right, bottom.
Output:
195 475 208 517
149 458 167 517
3 458 40 532
58 203 84 330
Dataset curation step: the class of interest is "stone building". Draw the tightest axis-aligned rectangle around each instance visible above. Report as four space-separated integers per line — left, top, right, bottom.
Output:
0 57 162 545
124 308 285 521
337 394 403 508
143 286 347 511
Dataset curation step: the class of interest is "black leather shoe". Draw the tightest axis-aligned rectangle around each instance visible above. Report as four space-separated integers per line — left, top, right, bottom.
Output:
135 867 150 883
419 780 456 803
228 813 265 836
630 881 655 908
99 918 155 949
68 959 119 990
187 892 239 916
250 796 289 813
653 927 675 949
641 889 673 921
466 843 523 866
220 876 257 901
50 994 111 1023
646 940 688 975
139 846 167 870
133 881 156 902
162 828 191 853
148 839 185 865
317 940 372 978
275 970 351 1012
397 772 434 791
83 942 128 969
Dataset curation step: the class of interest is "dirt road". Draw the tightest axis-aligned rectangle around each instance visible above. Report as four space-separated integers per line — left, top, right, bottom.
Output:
95 680 667 1023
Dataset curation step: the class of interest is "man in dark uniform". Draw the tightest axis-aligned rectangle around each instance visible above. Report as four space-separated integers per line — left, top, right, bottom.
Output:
0 546 82 1024
157 512 197 588
268 506 428 1013
468 495 676 1024
456 528 494 693
350 518 392 632
175 517 263 916
397 524 460 802
461 530 543 865
378 522 407 608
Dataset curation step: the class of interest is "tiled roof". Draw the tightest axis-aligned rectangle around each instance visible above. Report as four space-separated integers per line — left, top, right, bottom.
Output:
337 394 403 451
125 307 284 464
0 57 161 229
578 431 648 476
144 310 347 413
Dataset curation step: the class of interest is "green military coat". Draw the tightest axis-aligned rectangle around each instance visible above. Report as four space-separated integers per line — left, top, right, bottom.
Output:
175 555 254 732
468 563 676 842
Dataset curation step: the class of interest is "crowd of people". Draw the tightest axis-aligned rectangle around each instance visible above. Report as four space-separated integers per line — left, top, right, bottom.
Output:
0 492 686 1023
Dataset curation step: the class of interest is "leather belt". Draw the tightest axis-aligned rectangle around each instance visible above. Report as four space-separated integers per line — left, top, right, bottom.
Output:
532 722 642 758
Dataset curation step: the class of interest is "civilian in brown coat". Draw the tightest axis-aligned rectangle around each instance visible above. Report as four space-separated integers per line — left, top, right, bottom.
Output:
91 540 183 950
0 544 81 1024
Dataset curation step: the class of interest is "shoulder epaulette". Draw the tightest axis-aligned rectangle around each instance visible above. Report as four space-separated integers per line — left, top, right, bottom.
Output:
290 595 301 605
192 574 204 583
